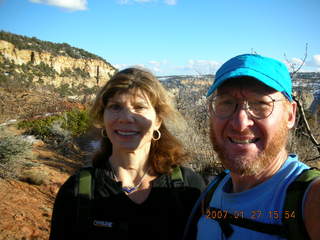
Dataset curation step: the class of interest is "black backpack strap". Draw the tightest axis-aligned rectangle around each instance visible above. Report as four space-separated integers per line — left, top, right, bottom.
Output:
282 168 320 240
193 168 287 239
75 167 95 234
184 167 320 240
206 207 288 238
198 170 286 238
182 170 229 240
201 171 229 215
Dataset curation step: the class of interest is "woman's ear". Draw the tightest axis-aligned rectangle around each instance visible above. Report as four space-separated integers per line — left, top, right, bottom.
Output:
155 117 162 130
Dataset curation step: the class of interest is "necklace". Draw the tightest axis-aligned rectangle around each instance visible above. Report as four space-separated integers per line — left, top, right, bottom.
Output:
110 164 150 194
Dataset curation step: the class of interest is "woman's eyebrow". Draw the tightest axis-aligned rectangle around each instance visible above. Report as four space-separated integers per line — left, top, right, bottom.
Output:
106 100 121 105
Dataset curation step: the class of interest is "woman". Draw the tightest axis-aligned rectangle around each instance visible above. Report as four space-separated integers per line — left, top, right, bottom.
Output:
49 68 205 240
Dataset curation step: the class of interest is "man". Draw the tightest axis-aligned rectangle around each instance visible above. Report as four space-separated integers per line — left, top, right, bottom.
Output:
196 54 320 239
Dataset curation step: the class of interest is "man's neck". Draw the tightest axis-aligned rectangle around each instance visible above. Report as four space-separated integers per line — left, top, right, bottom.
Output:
230 150 288 193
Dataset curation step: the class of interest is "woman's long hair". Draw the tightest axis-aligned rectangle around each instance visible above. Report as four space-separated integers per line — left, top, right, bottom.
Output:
90 67 188 174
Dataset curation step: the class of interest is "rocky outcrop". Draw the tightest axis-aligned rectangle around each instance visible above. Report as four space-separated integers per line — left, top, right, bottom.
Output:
0 39 116 87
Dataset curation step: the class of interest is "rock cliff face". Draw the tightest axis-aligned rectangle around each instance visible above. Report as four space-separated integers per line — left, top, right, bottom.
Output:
0 39 116 88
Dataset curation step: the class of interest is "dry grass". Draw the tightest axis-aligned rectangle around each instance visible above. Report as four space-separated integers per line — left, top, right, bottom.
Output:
0 86 87 124
20 168 49 185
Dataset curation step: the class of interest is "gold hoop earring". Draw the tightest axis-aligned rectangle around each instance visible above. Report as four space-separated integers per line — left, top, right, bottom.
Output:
152 129 161 141
101 129 108 138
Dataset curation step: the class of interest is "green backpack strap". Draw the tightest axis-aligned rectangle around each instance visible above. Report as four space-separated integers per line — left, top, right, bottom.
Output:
75 167 95 233
171 166 184 188
78 168 94 199
283 168 320 240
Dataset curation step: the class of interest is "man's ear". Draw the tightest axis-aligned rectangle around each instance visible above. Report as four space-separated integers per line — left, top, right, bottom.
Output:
287 100 297 129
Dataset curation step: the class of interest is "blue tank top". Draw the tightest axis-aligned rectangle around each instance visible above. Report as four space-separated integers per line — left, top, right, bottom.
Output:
197 155 309 240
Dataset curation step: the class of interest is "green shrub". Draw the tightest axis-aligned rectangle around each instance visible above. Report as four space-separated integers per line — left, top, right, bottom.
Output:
18 115 61 140
55 83 75 97
18 109 91 141
0 128 33 178
62 109 91 136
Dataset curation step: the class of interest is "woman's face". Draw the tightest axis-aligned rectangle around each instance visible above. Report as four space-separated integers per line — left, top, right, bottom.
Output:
103 90 161 153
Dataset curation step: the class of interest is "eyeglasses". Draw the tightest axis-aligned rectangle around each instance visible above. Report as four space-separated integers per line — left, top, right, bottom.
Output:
210 93 286 119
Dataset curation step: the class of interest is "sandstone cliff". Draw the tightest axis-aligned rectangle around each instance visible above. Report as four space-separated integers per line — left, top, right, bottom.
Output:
0 32 116 88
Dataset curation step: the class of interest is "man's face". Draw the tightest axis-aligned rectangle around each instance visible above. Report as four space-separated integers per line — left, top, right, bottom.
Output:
209 79 296 176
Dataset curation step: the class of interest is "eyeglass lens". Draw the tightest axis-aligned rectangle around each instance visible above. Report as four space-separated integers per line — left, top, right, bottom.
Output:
211 94 275 119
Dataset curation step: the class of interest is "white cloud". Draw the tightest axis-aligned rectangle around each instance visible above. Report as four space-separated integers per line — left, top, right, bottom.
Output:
115 59 222 76
114 63 148 72
186 59 221 75
313 55 320 66
116 0 176 5
117 0 153 4
147 60 169 73
135 0 154 2
283 55 320 72
113 63 130 70
132 64 146 69
116 0 129 4
151 66 161 73
29 0 87 11
284 57 305 72
149 60 161 66
149 60 167 67
164 0 176 5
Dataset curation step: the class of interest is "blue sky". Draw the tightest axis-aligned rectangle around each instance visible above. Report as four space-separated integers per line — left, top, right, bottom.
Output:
0 0 319 75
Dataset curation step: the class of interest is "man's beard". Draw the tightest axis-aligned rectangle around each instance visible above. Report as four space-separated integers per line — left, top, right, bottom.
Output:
209 120 288 176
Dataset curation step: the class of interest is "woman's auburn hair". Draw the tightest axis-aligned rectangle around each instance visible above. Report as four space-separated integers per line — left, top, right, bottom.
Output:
90 67 188 174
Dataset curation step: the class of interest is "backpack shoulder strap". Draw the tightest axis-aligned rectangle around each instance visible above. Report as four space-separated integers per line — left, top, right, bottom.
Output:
171 166 184 188
75 167 96 233
78 167 94 199
283 167 320 240
182 170 229 240
201 170 229 214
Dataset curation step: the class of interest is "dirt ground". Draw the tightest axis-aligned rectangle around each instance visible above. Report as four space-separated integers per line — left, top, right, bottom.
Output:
0 126 90 240
0 87 100 240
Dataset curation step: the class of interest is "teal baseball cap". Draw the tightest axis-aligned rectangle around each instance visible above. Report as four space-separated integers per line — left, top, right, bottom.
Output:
207 54 293 101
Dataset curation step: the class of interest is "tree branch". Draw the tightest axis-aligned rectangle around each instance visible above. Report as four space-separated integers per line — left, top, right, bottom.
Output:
293 94 320 155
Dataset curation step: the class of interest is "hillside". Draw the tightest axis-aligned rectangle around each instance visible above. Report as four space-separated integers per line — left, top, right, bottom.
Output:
0 124 93 240
0 31 116 89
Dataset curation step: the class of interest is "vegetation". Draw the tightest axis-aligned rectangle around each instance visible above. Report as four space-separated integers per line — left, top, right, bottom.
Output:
0 127 33 178
17 109 91 141
0 31 107 62
0 32 319 181
20 169 48 185
161 77 222 177
161 75 320 178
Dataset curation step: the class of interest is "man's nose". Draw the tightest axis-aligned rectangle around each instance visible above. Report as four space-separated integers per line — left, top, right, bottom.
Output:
230 103 254 131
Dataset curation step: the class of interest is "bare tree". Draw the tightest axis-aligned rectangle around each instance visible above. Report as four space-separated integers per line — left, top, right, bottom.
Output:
285 44 320 160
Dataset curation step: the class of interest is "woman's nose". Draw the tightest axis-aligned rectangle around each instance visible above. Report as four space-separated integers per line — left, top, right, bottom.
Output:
118 108 135 122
